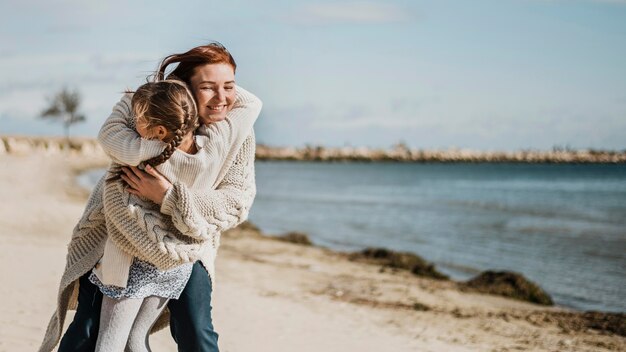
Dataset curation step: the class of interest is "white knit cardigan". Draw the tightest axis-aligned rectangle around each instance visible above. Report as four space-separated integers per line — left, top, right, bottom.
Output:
38 86 261 352
95 87 259 289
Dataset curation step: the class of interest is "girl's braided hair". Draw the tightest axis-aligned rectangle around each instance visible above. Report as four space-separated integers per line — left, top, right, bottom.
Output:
107 79 199 182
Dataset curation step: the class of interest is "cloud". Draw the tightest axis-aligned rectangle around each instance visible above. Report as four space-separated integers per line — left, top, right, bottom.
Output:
46 22 93 33
90 52 159 70
256 95 626 150
302 98 443 130
0 51 156 69
255 100 437 148
587 0 626 3
535 0 626 3
286 2 415 25
0 52 158 92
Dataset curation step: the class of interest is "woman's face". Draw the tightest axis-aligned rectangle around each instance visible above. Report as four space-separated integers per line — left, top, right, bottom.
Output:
190 63 236 124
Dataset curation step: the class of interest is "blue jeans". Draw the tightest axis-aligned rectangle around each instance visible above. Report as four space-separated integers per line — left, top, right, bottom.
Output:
169 262 220 351
58 272 102 351
58 262 219 351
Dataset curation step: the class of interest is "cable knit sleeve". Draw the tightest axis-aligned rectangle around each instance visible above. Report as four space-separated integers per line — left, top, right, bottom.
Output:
103 179 206 268
97 93 166 166
160 131 257 241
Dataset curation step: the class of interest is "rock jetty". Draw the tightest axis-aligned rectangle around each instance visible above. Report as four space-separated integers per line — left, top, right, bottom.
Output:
2 135 624 163
257 143 626 163
0 135 105 157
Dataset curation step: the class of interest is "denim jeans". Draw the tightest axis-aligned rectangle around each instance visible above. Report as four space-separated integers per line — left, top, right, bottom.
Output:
58 262 219 352
58 272 102 352
169 262 219 351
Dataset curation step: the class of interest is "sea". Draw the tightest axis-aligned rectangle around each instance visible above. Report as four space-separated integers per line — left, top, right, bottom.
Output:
78 161 626 313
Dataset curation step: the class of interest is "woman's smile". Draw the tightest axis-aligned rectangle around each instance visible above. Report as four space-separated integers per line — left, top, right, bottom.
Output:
208 104 227 111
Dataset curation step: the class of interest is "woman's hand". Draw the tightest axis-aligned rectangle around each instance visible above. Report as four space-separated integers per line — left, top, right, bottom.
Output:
121 165 172 205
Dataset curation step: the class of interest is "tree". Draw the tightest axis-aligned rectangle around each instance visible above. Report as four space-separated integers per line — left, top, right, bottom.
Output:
40 87 86 141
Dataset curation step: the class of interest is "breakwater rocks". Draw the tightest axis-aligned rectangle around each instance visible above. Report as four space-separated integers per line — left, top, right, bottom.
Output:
257 144 626 163
2 136 624 163
1 135 105 157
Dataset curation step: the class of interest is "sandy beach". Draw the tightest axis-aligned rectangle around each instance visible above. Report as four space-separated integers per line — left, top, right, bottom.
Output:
0 150 624 352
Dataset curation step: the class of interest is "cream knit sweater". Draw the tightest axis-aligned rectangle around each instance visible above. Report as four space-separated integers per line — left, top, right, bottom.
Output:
39 86 261 352
96 87 258 289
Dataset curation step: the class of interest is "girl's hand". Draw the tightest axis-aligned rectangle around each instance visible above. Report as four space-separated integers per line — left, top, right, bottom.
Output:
121 165 172 205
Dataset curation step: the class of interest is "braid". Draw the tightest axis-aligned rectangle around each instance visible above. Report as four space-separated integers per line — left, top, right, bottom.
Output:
139 90 199 169
142 130 182 168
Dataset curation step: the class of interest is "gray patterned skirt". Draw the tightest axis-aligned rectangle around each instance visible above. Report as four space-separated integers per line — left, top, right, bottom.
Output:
89 258 193 300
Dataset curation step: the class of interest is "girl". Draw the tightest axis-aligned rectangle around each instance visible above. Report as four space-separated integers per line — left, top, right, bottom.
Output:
91 80 201 351
93 77 259 351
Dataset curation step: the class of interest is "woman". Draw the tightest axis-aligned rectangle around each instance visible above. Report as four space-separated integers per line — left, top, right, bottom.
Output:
39 42 261 352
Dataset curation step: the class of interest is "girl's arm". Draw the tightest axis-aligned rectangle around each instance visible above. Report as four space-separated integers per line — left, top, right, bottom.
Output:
97 86 260 166
97 93 165 166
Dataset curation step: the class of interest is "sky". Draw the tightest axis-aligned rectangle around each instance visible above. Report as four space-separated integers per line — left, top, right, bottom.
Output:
0 0 625 151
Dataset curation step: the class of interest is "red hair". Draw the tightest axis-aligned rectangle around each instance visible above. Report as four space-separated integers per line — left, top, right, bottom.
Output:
156 42 237 86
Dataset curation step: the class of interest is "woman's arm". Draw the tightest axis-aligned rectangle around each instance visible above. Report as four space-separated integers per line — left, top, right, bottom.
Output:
159 131 257 240
102 179 206 267
155 87 261 241
105 132 257 269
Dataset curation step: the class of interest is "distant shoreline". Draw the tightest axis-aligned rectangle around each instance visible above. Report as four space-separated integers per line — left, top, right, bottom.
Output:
2 134 625 163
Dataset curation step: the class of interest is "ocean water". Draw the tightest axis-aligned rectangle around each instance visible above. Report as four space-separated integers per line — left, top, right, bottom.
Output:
79 162 626 312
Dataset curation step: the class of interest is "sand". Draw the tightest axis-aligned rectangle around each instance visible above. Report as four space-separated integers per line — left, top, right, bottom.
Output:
0 152 623 352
